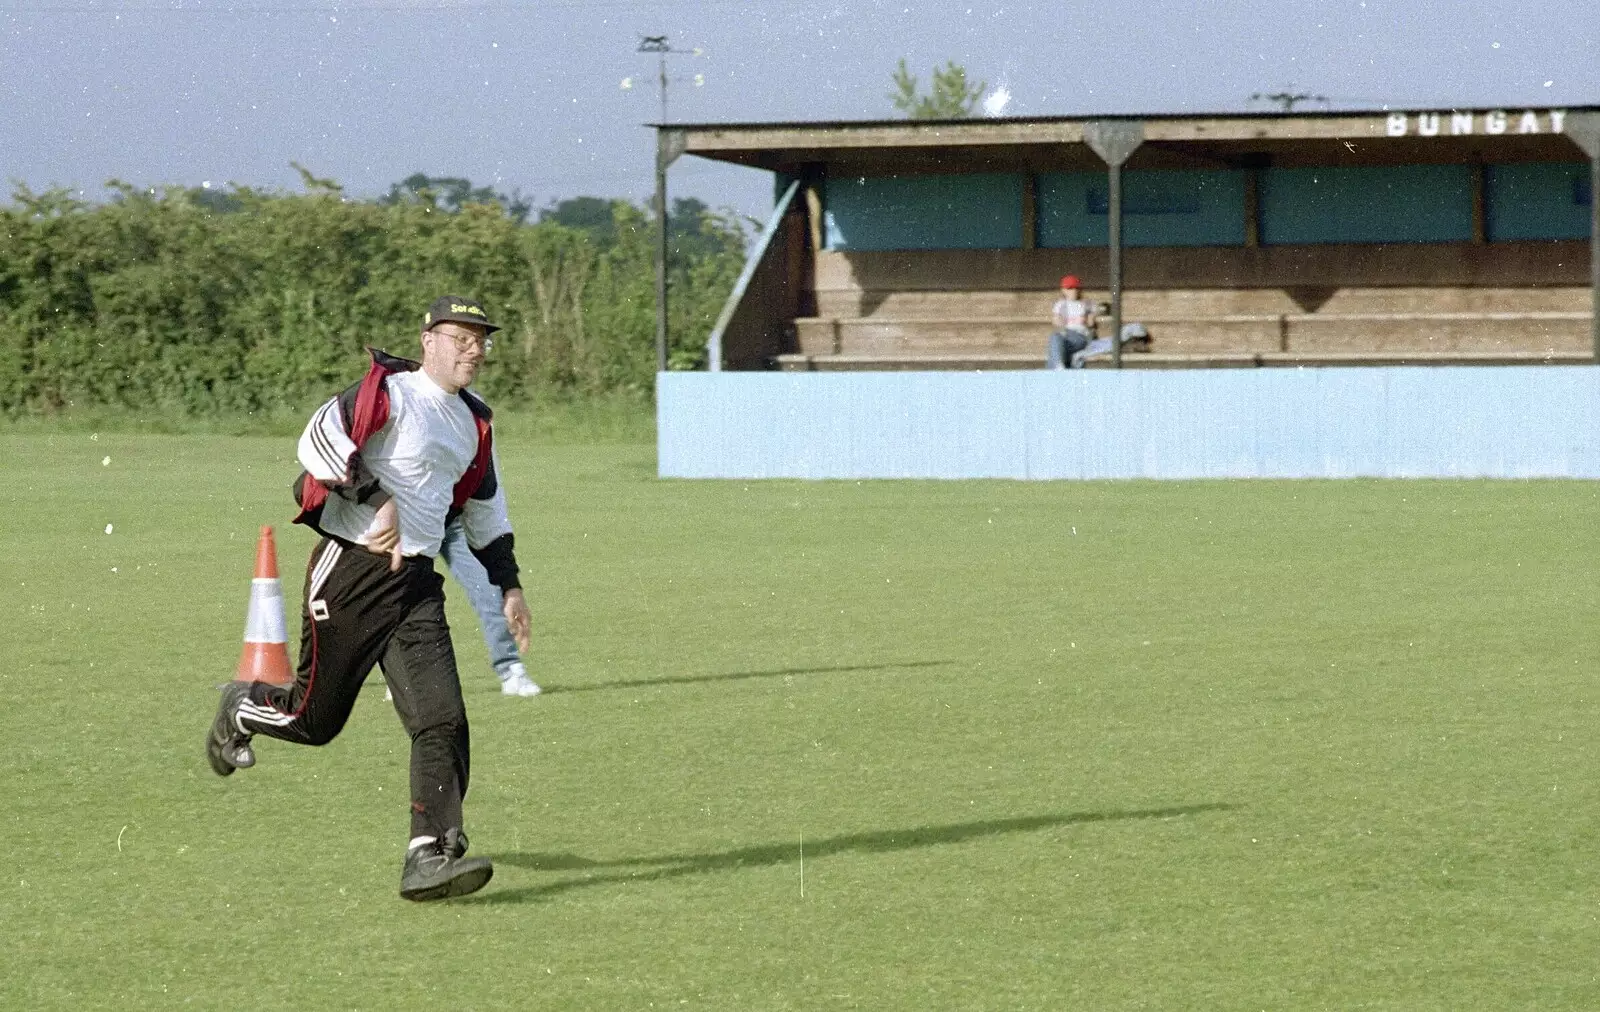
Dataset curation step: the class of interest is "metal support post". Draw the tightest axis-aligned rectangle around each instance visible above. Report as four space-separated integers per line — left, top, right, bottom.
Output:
1083 120 1144 369
1593 153 1599 361
1108 163 1124 369
1563 113 1600 361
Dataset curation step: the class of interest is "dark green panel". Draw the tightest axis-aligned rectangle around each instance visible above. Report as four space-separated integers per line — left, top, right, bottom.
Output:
1260 165 1474 245
1485 162 1591 241
1037 169 1246 248
824 174 1024 251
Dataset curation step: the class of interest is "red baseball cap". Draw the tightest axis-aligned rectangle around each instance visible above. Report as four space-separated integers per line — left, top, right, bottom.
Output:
1060 275 1081 289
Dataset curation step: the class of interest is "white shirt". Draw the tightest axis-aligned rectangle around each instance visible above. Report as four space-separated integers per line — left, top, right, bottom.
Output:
303 370 512 558
1052 297 1094 334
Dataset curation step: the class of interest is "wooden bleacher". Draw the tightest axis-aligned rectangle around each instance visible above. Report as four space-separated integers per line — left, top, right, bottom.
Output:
774 249 1594 371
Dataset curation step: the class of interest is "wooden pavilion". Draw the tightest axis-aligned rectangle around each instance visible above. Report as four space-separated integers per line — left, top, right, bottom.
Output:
648 106 1600 372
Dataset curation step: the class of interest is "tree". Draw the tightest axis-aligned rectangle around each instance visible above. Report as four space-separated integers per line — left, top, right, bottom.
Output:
539 196 727 253
185 186 247 214
668 197 720 260
291 161 343 195
889 58 986 119
381 173 531 223
539 196 619 245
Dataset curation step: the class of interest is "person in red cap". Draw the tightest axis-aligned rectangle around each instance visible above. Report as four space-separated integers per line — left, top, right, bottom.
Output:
1046 274 1097 369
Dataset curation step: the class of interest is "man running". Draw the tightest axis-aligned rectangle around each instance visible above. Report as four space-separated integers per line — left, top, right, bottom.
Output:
206 295 531 902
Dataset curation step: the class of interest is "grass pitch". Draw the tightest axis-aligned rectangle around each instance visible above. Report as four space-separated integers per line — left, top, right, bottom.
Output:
3 424 1598 1008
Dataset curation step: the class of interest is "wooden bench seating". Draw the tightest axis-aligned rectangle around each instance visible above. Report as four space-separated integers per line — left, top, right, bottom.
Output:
781 310 1593 371
775 353 1042 371
775 349 1596 371
793 315 1281 355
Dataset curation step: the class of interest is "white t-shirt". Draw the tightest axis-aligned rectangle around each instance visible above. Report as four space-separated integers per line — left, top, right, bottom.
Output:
304 370 512 558
1052 297 1094 335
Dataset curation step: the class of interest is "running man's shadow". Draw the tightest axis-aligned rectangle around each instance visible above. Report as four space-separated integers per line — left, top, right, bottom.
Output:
466 803 1234 905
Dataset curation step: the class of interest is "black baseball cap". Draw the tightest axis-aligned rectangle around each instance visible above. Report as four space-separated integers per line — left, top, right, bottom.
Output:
423 295 500 334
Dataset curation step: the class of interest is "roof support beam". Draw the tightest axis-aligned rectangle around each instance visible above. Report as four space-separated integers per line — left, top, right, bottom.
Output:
1564 113 1600 361
705 180 801 371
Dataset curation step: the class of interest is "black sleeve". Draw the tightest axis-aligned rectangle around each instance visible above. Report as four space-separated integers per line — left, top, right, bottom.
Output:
470 532 521 593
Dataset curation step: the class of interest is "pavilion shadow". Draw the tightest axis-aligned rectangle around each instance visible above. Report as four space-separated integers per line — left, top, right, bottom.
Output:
465 803 1234 906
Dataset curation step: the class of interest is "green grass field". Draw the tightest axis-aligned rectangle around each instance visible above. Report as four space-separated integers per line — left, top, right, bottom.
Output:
4 424 1599 1008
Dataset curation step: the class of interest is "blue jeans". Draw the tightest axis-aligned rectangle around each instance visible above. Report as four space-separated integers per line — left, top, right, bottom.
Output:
1046 329 1091 369
1071 337 1114 368
438 519 522 678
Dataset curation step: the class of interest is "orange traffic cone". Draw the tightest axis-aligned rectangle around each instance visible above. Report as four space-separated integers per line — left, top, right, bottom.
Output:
237 526 295 686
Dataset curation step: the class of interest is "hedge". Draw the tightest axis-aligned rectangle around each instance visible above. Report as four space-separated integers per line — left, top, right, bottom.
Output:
0 183 747 415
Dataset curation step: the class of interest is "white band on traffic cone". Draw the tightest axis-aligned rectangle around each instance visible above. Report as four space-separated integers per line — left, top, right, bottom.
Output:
243 577 289 644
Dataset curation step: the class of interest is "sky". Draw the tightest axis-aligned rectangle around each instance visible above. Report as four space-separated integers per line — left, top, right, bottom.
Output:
3 0 1597 224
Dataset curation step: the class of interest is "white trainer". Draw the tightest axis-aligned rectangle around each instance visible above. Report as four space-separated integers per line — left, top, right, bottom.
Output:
500 663 542 698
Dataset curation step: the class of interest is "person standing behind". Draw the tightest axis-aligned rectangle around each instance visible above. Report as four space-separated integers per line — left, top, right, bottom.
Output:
384 513 540 704
206 295 532 902
1046 274 1097 369
443 514 540 696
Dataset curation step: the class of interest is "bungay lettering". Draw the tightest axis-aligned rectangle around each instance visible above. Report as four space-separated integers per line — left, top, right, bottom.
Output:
1387 109 1566 137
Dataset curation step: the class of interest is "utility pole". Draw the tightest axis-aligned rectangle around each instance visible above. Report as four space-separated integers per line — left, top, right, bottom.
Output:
633 36 703 125
631 36 702 372
637 36 671 123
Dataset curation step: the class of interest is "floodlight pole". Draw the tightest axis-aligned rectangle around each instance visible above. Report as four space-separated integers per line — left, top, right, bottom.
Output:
638 36 674 123
639 36 700 372
654 127 687 373
655 134 668 372
658 49 668 124
1084 120 1144 369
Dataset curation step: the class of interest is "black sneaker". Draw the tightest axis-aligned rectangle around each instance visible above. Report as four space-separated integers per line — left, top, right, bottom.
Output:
400 837 494 902
206 681 256 777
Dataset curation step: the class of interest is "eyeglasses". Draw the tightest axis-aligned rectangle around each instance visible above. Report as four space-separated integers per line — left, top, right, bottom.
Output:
431 329 493 355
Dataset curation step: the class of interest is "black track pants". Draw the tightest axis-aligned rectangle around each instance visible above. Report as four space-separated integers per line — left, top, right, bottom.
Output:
236 538 470 840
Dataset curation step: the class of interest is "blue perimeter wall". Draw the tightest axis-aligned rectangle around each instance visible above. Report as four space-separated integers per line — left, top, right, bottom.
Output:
658 368 1600 480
